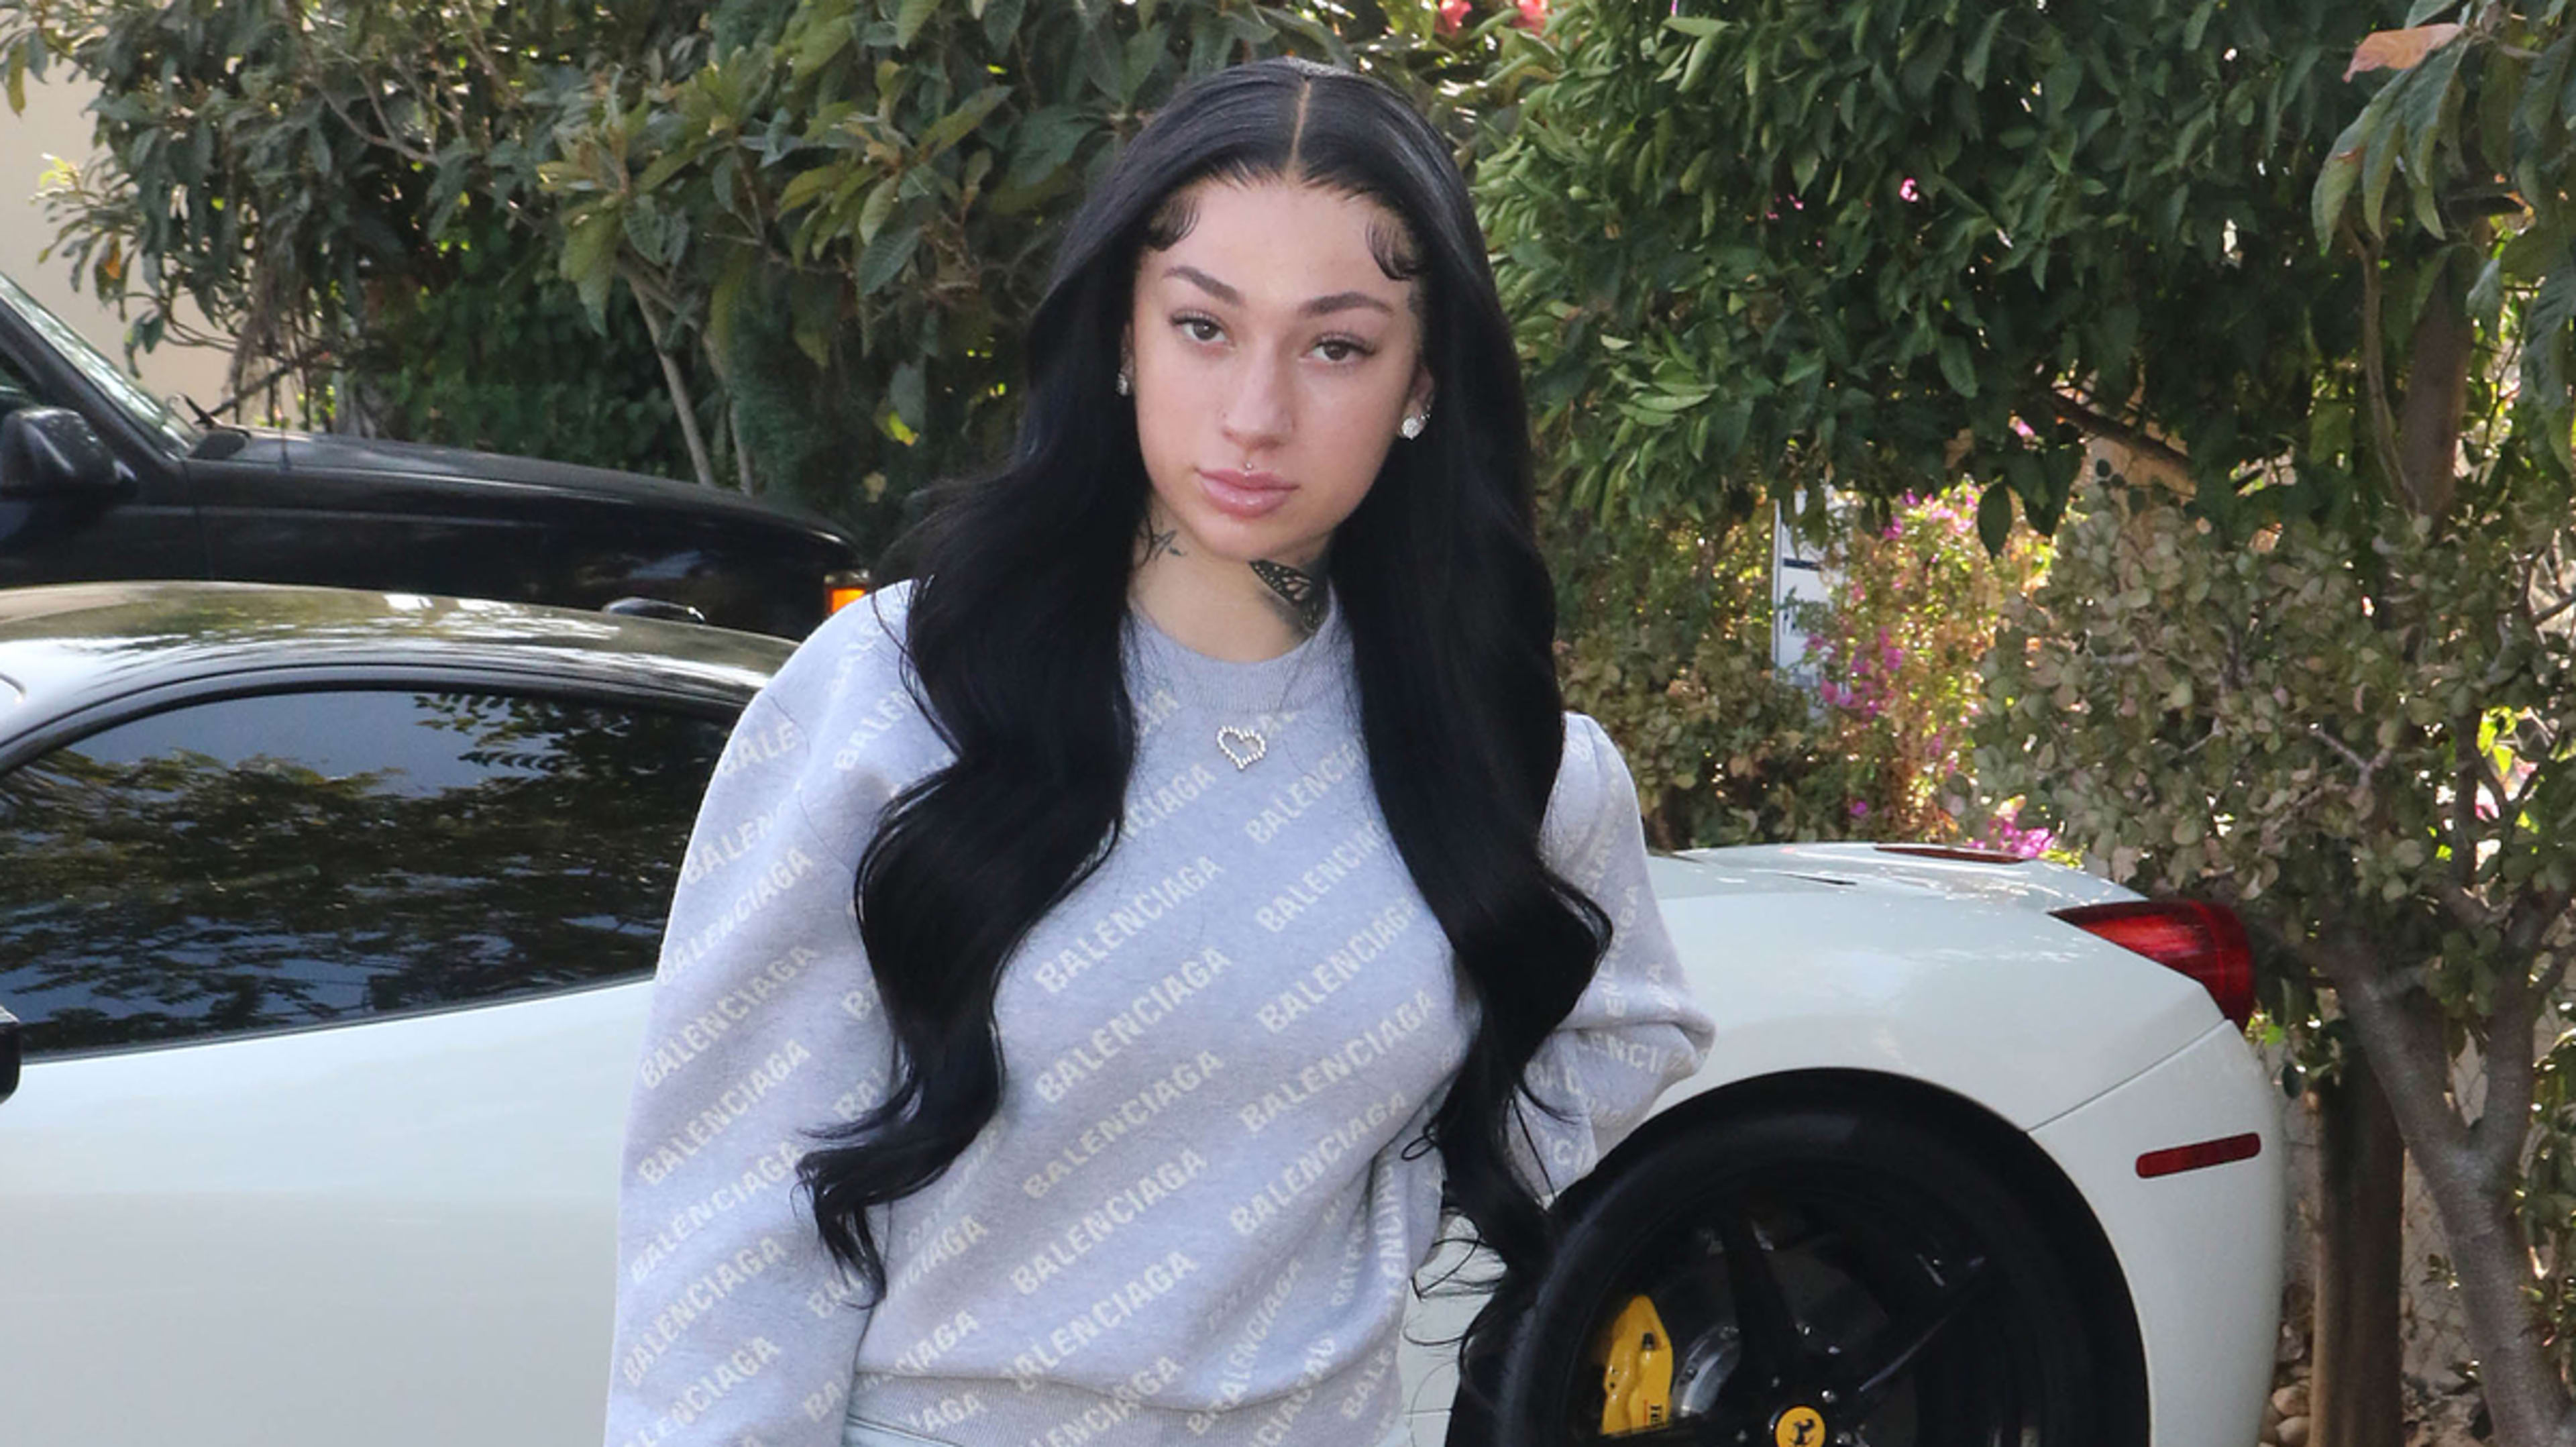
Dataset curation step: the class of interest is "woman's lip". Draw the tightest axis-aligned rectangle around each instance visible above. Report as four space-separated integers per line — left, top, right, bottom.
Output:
1197 468 1295 519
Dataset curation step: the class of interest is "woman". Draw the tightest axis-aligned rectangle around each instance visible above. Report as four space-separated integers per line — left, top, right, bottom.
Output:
601 56 1715 1447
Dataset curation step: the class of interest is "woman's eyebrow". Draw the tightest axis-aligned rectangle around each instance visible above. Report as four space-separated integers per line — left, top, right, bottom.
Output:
1162 264 1394 317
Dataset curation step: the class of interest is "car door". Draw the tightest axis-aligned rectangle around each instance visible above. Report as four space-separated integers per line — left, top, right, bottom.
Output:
0 680 736 1447
183 436 559 609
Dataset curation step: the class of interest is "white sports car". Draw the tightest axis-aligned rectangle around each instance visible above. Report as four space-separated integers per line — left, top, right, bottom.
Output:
0 583 2282 1447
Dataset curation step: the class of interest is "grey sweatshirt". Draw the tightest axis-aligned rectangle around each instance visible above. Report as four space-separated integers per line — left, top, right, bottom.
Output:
601 580 1716 1447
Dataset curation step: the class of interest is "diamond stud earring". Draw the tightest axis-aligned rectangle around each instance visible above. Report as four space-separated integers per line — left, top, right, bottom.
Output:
1116 362 1132 396
1399 410 1426 439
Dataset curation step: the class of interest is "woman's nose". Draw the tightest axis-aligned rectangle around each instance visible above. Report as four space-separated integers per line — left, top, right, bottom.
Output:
1219 350 1293 453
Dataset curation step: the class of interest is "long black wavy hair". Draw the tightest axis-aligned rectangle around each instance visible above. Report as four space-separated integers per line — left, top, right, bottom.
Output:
798 54 1611 1393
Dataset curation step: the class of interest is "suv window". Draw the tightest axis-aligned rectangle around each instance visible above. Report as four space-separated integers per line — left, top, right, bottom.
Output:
0 688 734 1057
0 271 197 451
0 347 43 421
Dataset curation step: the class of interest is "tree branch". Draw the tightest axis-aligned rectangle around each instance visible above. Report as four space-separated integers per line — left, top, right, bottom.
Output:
315 87 437 167
2394 229 2479 520
2440 879 2504 935
2310 720 2394 790
2036 388 2194 472
2302 923 2475 1172
2349 223 2412 504
2535 949 2571 1012
628 280 717 489
2508 888 2571 959
2477 950 2539 1183
2456 707 2486 896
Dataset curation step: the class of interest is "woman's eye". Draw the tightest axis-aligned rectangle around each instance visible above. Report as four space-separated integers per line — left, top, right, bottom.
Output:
1172 315 1370 363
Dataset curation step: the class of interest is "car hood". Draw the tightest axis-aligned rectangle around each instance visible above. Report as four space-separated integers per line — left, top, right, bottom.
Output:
226 428 857 548
1648 841 2139 913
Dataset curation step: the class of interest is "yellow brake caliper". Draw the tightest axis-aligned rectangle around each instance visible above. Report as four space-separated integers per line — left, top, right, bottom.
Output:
1588 1293 1675 1435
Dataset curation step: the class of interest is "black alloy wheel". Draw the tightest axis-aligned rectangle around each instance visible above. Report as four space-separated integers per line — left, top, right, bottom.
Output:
1483 1104 2116 1447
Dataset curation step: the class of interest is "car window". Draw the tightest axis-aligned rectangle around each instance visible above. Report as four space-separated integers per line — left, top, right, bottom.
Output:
0 271 197 451
0 688 735 1057
0 346 44 420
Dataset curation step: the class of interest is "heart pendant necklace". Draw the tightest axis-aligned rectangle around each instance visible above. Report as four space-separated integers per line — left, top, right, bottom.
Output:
1130 570 1335 772
1215 725 1269 770
1144 618 1326 773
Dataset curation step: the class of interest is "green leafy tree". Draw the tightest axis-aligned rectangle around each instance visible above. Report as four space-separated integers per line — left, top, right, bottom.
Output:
1985 9 2576 1438
1480 0 2576 1439
0 0 706 476
1475 0 2370 539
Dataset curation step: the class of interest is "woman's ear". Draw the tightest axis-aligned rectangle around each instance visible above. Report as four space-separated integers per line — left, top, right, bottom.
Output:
1409 365 1435 418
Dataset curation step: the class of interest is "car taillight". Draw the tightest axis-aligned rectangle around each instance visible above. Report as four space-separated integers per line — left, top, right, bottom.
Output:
826 570 870 614
2051 899 2255 1027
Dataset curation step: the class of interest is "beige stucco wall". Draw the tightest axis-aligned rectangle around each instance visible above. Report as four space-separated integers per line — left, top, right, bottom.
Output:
3 69 235 407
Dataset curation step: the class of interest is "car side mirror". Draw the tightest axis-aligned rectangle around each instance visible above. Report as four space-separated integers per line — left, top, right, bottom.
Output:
0 407 118 500
0 1002 19 1106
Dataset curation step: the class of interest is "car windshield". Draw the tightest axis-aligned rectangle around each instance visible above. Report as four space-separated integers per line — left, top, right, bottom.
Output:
0 271 200 453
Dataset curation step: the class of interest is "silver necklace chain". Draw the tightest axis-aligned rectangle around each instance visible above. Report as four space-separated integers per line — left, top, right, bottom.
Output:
1134 610 1332 771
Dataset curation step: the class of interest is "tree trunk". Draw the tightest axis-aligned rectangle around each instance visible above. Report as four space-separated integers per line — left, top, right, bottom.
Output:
632 290 718 489
2362 214 2576 1444
2312 1056 2404 1447
731 398 758 495
2420 1150 2573 1447
2394 259 2473 520
2316 942 2576 1445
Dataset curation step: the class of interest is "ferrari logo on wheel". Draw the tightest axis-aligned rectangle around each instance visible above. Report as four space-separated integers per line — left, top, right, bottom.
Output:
1772 1404 1827 1447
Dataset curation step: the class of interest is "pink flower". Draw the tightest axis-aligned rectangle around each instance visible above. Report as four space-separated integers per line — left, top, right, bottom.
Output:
1899 177 1921 202
1438 0 1471 34
1515 0 1548 30
1850 800 1872 818
2004 826 2057 858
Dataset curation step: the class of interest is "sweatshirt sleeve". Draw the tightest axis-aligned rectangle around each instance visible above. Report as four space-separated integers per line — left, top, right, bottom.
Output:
1509 712 1719 1201
601 658 904 1447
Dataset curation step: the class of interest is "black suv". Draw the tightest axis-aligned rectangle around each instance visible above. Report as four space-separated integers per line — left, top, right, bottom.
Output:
0 270 864 637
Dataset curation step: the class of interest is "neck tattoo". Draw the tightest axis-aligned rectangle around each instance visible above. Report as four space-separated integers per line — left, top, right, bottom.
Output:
1138 518 1185 564
1250 559 1326 635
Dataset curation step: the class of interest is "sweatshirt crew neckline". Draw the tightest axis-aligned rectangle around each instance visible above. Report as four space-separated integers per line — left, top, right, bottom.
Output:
1122 588 1348 722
